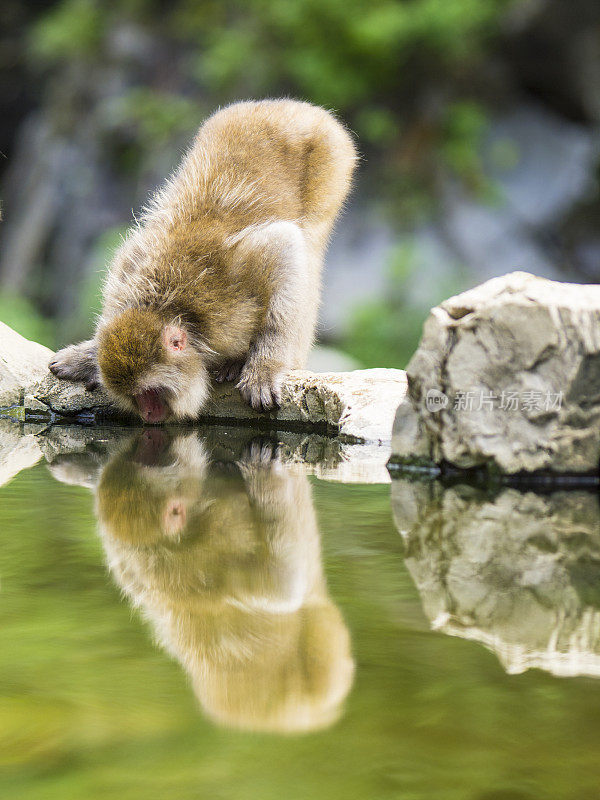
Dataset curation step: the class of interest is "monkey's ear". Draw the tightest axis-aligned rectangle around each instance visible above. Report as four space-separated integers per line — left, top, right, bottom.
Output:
163 325 187 352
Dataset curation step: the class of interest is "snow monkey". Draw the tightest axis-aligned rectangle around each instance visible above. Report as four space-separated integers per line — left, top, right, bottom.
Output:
50 430 355 733
49 100 357 422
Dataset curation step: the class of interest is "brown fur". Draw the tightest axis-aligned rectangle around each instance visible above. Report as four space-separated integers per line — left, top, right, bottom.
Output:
93 432 355 732
49 99 358 420
97 309 164 395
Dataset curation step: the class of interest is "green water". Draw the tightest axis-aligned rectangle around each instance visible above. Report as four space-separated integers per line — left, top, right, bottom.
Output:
1 426 600 800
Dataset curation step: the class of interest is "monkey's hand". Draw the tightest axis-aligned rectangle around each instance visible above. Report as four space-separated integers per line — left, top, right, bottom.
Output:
239 436 281 466
236 361 283 412
49 340 100 391
214 359 245 384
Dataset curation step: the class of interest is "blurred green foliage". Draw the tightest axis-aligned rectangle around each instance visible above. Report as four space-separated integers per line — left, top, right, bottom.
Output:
107 89 202 148
440 100 494 195
0 293 55 347
176 0 508 112
29 0 513 179
22 0 519 362
29 0 104 62
58 228 123 347
344 241 467 368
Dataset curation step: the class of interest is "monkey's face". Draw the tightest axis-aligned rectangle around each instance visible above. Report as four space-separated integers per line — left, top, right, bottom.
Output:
98 309 210 423
96 430 210 546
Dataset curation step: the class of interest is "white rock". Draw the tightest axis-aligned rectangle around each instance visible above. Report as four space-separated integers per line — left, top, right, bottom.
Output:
0 420 43 487
0 321 53 406
203 368 407 444
392 271 600 474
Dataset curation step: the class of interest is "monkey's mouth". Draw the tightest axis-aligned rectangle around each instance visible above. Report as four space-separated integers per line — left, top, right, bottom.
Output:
133 428 172 464
134 388 170 424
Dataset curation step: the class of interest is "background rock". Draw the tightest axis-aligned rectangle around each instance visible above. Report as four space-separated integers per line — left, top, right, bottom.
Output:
392 271 600 474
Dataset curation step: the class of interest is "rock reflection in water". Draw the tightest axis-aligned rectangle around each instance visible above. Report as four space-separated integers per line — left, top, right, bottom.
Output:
51 429 354 733
392 479 600 678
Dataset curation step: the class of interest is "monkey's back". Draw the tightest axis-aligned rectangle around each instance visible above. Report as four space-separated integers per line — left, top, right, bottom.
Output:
102 101 356 350
168 99 357 240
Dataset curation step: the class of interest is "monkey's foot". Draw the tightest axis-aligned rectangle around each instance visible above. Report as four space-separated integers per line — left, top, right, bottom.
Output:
49 342 100 391
214 359 244 384
236 364 283 412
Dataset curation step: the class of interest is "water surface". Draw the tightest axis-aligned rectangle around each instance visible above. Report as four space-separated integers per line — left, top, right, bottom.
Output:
1 425 600 799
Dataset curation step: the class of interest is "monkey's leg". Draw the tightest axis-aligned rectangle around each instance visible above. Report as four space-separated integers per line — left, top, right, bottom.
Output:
49 340 100 391
232 222 313 412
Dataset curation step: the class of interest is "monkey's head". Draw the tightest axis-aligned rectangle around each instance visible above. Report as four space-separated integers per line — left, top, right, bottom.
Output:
96 430 211 548
97 309 210 423
95 434 355 733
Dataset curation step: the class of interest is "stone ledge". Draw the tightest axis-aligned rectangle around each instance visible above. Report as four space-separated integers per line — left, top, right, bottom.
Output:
0 322 406 444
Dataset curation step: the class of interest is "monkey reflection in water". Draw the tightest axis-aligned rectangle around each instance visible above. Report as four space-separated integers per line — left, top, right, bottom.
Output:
68 430 354 733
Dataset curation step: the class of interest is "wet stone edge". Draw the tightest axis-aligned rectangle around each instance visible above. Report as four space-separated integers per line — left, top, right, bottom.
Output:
387 455 600 490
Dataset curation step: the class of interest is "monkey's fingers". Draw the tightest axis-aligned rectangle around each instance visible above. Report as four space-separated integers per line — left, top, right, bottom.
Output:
49 342 99 386
239 437 280 465
236 369 282 413
49 357 83 383
260 382 282 411
214 360 244 384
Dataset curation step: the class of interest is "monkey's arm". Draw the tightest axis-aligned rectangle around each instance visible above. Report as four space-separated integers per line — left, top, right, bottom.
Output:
232 221 312 411
49 339 100 391
47 453 103 490
238 448 320 611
